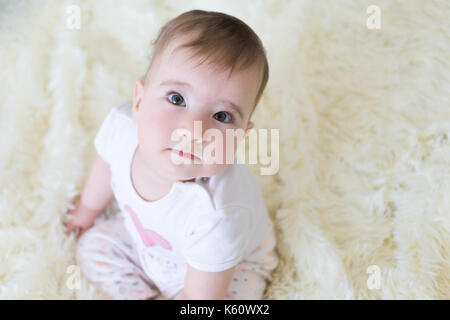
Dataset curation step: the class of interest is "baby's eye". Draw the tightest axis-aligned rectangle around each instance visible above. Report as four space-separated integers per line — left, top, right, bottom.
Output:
213 111 233 123
167 92 186 106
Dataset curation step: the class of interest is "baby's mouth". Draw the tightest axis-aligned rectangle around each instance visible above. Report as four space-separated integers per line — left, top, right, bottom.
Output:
167 148 200 161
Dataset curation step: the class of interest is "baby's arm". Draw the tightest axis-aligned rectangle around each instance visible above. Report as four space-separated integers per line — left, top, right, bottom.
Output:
80 154 114 212
64 154 114 237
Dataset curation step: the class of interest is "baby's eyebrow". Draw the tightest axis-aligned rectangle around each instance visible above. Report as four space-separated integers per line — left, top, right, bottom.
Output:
160 79 244 119
217 99 243 120
160 79 191 88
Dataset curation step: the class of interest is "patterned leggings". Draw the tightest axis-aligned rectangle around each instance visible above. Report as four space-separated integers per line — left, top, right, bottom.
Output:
76 212 278 300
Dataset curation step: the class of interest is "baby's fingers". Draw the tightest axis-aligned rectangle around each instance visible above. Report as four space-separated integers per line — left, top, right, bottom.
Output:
78 227 88 238
64 222 72 236
64 220 78 236
62 212 75 224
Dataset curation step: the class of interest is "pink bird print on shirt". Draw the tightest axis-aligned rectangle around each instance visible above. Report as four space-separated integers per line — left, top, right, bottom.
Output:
124 204 172 250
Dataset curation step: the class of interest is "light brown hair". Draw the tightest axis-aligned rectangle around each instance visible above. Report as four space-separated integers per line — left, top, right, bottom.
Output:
142 9 269 115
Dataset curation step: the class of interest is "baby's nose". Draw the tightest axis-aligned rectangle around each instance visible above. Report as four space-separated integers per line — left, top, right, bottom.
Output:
179 118 206 142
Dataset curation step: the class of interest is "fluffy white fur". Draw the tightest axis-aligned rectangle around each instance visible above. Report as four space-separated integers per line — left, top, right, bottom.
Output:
0 0 448 299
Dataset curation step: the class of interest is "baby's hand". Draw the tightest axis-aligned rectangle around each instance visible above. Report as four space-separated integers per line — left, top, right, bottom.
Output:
63 197 100 239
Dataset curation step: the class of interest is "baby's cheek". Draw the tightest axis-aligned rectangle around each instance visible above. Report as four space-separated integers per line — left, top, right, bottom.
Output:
138 119 170 152
223 131 242 159
204 130 240 163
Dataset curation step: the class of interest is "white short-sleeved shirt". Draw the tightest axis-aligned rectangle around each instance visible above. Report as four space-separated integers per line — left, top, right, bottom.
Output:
94 100 275 296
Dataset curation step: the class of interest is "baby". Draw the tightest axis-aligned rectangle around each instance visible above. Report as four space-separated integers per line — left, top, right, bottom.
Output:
64 9 278 300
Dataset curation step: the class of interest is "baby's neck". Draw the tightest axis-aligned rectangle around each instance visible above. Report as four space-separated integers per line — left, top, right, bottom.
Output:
131 146 194 202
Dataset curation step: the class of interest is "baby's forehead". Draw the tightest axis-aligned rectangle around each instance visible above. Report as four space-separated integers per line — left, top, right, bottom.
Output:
163 44 261 80
146 33 263 108
160 34 252 72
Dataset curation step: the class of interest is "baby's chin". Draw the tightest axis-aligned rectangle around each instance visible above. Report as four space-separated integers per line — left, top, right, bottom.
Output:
139 147 231 181
161 158 228 181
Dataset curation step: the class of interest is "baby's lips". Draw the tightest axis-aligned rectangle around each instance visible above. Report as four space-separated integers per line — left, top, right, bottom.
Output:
167 147 202 160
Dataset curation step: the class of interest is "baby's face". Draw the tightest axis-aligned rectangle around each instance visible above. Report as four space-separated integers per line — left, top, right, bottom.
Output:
132 36 260 182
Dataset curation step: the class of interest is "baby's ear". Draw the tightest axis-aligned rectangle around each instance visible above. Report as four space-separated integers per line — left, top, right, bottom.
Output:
133 80 144 109
132 80 145 125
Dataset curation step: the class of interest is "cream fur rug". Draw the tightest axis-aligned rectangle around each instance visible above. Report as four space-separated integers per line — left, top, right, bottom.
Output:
0 0 448 299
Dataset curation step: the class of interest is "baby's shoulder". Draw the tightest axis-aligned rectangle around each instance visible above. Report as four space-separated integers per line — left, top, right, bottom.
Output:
94 100 135 163
103 100 135 136
105 100 133 125
113 100 133 119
